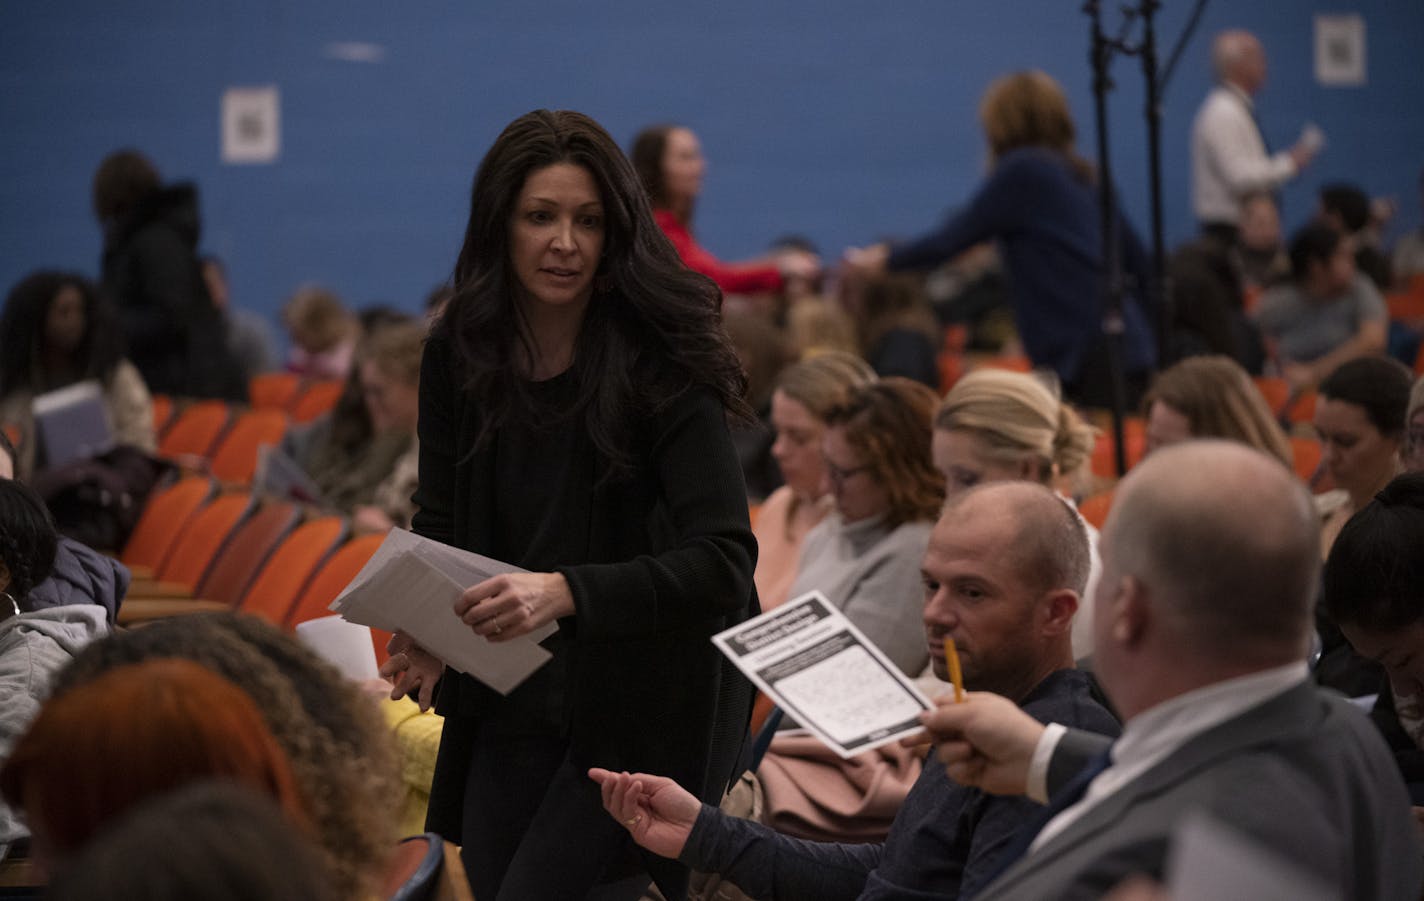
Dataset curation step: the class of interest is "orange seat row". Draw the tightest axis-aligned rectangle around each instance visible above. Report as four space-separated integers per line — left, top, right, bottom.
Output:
118 475 391 663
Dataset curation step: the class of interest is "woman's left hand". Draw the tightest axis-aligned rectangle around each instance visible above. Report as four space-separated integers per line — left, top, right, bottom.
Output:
454 572 575 642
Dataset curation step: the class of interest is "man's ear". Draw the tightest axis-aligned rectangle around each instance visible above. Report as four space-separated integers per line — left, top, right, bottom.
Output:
1039 589 1079 637
1109 576 1149 648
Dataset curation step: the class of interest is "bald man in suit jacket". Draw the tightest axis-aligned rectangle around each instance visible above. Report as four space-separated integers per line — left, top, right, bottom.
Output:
922 441 1422 900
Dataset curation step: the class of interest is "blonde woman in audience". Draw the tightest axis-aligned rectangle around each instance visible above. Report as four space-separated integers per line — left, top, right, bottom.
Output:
282 284 359 381
350 320 424 532
1141 355 1293 465
932 368 1098 655
287 318 423 528
1314 356 1413 557
756 352 876 611
787 378 945 676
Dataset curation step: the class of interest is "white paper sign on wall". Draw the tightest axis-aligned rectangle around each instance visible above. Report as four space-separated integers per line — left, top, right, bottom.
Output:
1314 14 1366 87
221 86 281 164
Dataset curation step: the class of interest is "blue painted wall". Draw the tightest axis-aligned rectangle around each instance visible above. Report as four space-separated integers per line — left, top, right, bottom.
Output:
2 1 1421 335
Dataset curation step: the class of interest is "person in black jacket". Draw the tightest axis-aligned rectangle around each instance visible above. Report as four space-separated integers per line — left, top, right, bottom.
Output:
379 109 759 901
92 150 245 401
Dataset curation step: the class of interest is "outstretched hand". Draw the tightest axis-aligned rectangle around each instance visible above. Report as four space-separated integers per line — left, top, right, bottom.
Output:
588 768 701 860
904 691 1046 796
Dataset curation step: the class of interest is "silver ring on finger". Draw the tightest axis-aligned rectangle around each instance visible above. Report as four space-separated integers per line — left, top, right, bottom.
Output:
493 616 502 635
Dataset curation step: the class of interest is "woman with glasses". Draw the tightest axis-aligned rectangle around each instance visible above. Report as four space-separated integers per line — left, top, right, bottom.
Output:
782 378 944 676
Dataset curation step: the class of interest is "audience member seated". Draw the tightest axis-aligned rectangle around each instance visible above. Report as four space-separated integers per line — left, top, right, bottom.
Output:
1141 355 1292 467
1236 192 1291 292
50 612 399 899
932 368 1098 655
0 430 129 624
1406 376 1424 474
723 309 793 502
1313 356 1411 557
850 274 941 388
44 782 337 901
285 317 422 529
920 441 1421 900
845 70 1155 409
1312 358 1412 700
282 284 359 381
786 296 859 360
785 378 945 676
1392 165 1424 284
350 320 424 532
631 124 819 297
0 479 108 861
1 658 308 870
591 482 1120 900
201 254 278 382
1320 181 1393 290
1322 473 1424 823
0 271 156 480
93 149 247 402
755 352 876 612
1165 230 1259 367
1255 222 1387 392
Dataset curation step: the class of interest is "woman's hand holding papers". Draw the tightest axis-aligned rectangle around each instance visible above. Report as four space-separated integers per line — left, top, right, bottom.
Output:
905 691 1045 796
588 768 701 859
455 572 575 642
380 630 445 712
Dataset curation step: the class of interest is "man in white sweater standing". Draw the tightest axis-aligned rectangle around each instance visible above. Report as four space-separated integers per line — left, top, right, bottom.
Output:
1191 30 1319 242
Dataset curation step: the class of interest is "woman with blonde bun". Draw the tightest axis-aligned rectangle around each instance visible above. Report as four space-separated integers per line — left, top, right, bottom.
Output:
932 368 1100 656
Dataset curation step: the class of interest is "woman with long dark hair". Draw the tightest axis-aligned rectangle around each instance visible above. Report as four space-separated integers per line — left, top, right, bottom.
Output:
381 109 759 900
0 271 155 479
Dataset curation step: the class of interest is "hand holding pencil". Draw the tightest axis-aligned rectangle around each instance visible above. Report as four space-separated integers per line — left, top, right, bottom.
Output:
907 691 1047 796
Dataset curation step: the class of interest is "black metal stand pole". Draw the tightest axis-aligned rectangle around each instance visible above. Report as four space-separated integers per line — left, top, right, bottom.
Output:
1086 0 1131 477
1140 0 1172 370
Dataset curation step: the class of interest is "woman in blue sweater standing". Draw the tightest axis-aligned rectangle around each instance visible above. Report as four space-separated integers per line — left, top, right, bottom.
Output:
846 71 1156 408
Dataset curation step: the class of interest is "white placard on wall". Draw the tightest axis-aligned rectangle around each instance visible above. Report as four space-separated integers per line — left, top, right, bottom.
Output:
1314 14 1366 87
221 86 281 164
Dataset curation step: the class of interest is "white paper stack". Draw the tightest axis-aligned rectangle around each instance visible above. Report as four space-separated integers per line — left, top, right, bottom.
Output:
330 529 557 695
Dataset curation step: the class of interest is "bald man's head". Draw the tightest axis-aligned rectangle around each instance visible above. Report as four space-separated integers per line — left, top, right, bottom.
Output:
1102 441 1319 663
940 480 1091 598
1212 30 1267 94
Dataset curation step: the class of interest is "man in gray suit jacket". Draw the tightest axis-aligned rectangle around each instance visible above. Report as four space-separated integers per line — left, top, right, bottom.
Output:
921 441 1423 900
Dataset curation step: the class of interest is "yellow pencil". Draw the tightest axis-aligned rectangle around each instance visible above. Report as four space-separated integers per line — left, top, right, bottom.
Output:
943 636 965 703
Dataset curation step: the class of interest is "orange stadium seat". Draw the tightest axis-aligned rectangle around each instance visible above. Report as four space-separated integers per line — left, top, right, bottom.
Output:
158 400 233 458
285 533 390 664
249 372 301 410
289 380 345 424
193 501 302 607
119 476 217 578
141 493 253 596
209 409 290 484
238 517 347 625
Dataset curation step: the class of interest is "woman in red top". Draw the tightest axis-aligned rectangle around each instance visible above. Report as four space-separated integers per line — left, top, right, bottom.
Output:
632 125 819 295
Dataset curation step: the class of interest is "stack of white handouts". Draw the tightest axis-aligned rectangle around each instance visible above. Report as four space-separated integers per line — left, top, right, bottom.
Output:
330 528 557 695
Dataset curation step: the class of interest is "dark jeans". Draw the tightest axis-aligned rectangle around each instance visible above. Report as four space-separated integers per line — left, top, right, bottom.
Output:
460 729 649 901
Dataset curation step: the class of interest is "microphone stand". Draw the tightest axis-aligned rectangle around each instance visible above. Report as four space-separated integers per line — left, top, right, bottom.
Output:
1084 0 1176 475
1085 0 1132 476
